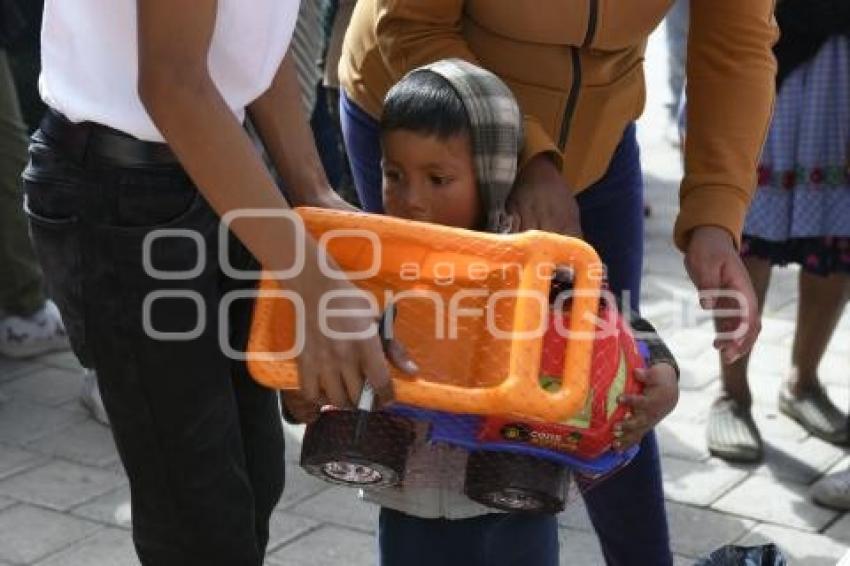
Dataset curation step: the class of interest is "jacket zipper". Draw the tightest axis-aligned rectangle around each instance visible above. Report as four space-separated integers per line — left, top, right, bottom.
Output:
558 0 598 151
558 48 582 151
582 0 599 47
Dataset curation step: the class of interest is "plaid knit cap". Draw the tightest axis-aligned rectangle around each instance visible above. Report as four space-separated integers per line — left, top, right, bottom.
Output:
417 59 524 233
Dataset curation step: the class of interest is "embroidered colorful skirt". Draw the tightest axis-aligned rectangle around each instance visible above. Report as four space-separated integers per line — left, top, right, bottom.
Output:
742 36 850 276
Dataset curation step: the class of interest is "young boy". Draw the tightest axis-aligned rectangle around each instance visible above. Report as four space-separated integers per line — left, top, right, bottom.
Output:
355 59 680 565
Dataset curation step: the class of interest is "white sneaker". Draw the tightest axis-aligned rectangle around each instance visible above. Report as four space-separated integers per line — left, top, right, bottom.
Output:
812 470 850 510
0 300 70 359
80 369 110 426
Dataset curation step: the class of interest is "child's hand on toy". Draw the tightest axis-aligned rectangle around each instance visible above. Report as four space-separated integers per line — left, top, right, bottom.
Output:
613 364 679 452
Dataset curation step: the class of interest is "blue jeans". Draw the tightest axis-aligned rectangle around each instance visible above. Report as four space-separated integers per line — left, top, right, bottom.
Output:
340 93 671 566
379 508 559 566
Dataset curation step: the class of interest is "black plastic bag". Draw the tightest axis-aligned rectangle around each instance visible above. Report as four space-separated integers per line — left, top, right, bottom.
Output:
695 544 788 566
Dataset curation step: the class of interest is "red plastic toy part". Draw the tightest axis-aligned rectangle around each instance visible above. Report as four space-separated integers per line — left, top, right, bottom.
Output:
478 306 646 460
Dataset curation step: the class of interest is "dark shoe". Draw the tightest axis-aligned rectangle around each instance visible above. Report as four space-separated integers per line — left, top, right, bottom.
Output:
707 396 764 463
778 384 848 445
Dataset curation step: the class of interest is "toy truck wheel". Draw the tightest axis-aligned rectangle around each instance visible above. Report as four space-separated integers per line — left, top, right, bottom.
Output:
301 410 415 488
464 451 568 514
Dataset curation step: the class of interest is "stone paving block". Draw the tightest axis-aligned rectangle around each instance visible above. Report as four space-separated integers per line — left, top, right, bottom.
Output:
58 397 90 419
638 302 678 330
37 350 85 372
0 443 45 480
30 421 120 469
0 366 85 407
268 512 320 554
558 528 605 565
746 342 792 378
0 356 43 383
106 460 128 475
712 475 838 532
662 456 749 507
279 463 329 509
667 390 712 425
558 499 736 562
826 514 850 545
746 369 784 407
822 329 850 359
70 486 132 529
738 523 848 566
656 324 717 362
0 497 13 512
818 350 850 386
717 433 844 486
750 408 809 442
290 486 378 533
558 494 594 532
825 381 850 409
657 420 711 462
674 554 698 566
0 400 86 445
767 301 799 322
675 348 721 392
283 423 304 463
822 456 850 479
838 308 850 331
0 460 124 512
748 371 848 416
35 528 139 566
666 501 755 558
752 436 845 485
757 317 796 346
643 250 691 278
267 525 375 566
0 504 100 564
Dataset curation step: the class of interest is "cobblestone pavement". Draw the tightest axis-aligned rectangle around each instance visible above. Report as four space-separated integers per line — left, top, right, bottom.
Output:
1 28 848 566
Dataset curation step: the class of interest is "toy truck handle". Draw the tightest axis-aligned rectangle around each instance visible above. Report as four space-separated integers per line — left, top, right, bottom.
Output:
392 230 599 422
246 208 601 423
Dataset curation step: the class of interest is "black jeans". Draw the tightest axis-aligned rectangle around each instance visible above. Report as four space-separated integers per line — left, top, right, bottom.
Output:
22 124 284 565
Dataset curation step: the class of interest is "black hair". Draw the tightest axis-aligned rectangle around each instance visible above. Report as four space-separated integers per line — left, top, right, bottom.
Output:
380 70 470 139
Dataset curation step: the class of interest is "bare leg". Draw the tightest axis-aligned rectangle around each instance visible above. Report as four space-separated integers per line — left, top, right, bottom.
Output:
718 256 773 406
779 271 850 444
788 271 850 395
707 256 772 462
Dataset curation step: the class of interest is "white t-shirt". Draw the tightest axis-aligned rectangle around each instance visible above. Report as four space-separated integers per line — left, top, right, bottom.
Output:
40 0 300 142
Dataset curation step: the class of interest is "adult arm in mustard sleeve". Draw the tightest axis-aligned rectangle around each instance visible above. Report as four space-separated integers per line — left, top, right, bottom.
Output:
374 0 579 236
675 0 778 251
676 0 778 365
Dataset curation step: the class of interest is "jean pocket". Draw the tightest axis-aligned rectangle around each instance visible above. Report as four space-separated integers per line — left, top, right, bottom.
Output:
22 189 90 367
107 170 205 232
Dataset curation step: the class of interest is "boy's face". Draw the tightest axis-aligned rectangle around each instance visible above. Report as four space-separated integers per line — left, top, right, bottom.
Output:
381 130 481 229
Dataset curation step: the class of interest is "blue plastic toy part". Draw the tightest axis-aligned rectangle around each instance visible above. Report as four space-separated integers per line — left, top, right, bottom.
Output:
387 404 639 478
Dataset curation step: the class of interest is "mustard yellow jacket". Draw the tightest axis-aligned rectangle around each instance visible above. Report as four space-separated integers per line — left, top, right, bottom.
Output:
339 0 778 249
